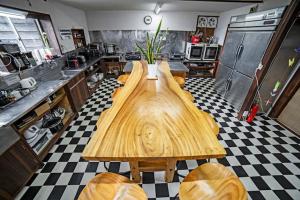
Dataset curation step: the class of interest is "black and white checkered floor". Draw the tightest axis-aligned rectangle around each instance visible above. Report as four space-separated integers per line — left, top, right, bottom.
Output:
16 78 300 200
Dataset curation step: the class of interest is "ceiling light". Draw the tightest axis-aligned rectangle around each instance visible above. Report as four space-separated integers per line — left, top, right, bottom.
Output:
154 3 163 15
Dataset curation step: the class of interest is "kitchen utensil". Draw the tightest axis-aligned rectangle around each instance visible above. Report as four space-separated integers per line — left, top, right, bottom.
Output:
42 116 63 134
104 44 116 55
98 73 104 80
76 55 86 64
20 77 37 90
24 125 40 141
53 107 66 119
10 90 22 100
90 74 98 83
0 90 14 108
20 88 30 96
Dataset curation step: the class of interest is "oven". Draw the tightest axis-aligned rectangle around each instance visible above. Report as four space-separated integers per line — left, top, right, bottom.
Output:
203 44 219 61
185 42 204 60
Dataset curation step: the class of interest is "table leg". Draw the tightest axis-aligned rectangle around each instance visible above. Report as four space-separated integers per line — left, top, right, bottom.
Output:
165 159 176 182
129 161 141 183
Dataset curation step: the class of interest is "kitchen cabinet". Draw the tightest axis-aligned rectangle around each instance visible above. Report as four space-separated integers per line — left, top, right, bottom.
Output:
0 139 41 200
65 72 90 112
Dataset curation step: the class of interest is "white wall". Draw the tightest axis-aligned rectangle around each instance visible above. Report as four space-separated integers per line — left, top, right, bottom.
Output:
0 0 90 53
87 10 218 31
214 0 291 45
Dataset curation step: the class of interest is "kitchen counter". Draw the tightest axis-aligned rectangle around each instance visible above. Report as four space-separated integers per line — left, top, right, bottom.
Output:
123 61 189 73
0 56 102 127
0 80 68 127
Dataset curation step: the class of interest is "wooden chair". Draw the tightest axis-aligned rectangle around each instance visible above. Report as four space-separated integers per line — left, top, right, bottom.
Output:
78 172 147 200
173 76 185 88
112 87 122 101
179 163 247 200
117 74 129 85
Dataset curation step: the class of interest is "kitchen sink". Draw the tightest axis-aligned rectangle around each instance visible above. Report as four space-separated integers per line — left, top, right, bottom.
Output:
59 70 81 80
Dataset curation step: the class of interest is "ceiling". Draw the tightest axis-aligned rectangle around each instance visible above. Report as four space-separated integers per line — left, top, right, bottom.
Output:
55 0 254 12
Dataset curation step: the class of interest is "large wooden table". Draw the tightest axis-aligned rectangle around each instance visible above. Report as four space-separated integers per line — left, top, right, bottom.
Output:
82 61 226 182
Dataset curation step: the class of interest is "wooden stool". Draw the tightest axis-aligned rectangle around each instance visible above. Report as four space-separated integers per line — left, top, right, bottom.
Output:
112 87 122 101
179 163 247 200
117 74 129 85
183 90 194 102
173 76 185 88
78 172 147 200
202 111 219 136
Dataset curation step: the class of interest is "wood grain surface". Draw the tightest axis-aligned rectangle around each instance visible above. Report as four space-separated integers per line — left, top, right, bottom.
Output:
179 163 247 200
82 61 226 161
78 172 147 200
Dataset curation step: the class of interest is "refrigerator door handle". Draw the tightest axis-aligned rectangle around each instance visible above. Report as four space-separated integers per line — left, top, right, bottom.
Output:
227 79 233 91
236 44 244 59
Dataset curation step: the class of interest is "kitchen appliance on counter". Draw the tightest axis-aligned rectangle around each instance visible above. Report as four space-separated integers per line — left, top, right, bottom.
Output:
20 77 37 91
185 42 205 60
125 52 141 61
76 55 86 64
104 43 117 55
0 44 30 72
215 7 286 112
202 44 219 61
66 56 79 68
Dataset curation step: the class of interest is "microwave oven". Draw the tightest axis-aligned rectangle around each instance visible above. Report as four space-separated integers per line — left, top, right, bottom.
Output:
203 44 219 61
185 42 205 60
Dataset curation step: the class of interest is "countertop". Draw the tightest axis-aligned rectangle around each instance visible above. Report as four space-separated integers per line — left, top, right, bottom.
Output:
123 61 189 73
0 56 102 127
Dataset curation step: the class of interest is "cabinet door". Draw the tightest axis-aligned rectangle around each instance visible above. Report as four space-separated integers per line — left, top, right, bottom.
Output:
214 64 233 97
70 77 89 112
225 70 253 111
235 31 273 77
0 140 41 199
219 31 244 68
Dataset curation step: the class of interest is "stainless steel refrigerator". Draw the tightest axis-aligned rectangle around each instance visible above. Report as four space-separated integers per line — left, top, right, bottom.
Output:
215 7 286 111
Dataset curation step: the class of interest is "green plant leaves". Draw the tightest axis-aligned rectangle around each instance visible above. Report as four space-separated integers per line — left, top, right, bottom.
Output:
135 19 166 64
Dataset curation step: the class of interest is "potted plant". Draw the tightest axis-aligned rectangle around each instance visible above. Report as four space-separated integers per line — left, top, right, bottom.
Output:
136 19 167 64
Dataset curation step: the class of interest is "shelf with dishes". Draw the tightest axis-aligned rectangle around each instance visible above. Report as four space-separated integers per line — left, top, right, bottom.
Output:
85 64 105 95
184 61 218 78
12 87 75 160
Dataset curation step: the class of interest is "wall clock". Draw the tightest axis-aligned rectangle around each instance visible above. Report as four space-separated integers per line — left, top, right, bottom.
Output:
197 16 207 28
207 17 218 28
144 16 152 25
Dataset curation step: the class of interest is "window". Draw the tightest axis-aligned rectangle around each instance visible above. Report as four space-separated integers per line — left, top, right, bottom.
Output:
0 16 45 52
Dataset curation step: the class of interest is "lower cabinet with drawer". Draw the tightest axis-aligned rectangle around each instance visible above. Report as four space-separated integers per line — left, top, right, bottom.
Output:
0 139 42 200
65 72 90 113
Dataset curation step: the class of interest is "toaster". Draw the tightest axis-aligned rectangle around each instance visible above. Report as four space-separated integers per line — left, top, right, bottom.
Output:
20 77 37 90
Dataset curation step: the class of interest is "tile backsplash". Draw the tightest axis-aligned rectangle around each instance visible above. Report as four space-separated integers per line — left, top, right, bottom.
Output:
89 30 190 54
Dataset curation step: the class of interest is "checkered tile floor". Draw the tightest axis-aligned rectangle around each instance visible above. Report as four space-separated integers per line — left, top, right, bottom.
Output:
16 78 300 200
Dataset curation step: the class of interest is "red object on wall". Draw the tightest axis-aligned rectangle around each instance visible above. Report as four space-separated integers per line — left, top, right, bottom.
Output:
191 35 200 44
247 104 259 123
